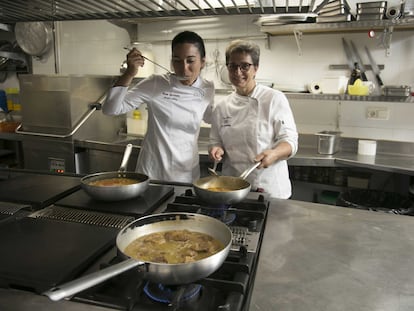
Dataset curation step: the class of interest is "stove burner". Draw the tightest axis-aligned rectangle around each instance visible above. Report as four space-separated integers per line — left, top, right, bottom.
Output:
200 204 236 225
143 282 202 304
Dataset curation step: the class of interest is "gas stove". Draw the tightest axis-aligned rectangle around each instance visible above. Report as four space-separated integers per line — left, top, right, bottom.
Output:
70 188 270 311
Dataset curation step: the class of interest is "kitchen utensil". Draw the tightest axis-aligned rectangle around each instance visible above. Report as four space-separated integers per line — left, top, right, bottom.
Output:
316 131 341 154
193 162 260 205
43 212 232 301
342 38 356 72
208 161 219 176
14 22 53 58
364 46 384 87
382 85 411 97
349 40 368 81
81 144 149 201
123 47 187 80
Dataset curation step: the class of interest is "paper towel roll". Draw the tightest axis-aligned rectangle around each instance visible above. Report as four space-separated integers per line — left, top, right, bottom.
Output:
386 6 401 19
308 82 322 94
358 140 377 156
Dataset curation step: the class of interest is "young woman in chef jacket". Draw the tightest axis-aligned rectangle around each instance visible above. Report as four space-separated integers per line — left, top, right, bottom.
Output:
103 31 214 183
209 40 298 199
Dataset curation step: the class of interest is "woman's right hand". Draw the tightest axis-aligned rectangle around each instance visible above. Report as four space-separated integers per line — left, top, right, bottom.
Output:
209 146 224 161
125 48 145 77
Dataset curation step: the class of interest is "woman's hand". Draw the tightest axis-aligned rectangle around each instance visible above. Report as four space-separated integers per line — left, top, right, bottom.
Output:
115 48 145 87
209 146 224 161
254 142 292 169
125 48 145 77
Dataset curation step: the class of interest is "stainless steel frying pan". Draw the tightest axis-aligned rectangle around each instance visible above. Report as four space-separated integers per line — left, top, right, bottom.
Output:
43 212 232 301
193 162 260 205
81 144 149 201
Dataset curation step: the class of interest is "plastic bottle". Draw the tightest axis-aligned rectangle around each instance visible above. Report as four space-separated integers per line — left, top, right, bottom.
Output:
127 109 147 136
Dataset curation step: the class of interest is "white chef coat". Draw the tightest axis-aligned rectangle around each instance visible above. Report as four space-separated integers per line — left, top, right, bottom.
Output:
103 74 214 183
210 83 298 199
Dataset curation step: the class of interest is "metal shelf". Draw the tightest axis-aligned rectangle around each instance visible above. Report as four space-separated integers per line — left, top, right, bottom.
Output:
286 92 414 103
259 18 414 35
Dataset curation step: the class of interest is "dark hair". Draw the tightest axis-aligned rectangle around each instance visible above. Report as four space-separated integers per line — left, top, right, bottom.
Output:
171 31 206 58
225 39 260 66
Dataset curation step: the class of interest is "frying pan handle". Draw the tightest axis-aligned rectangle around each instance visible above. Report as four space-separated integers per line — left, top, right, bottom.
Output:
43 258 143 301
119 143 133 172
239 162 260 180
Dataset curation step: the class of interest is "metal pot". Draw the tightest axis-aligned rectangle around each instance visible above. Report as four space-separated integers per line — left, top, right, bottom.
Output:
43 212 232 301
81 144 149 201
193 162 260 205
14 22 53 58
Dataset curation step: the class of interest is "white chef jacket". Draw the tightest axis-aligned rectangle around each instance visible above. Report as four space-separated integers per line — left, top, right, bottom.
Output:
103 74 214 183
210 83 298 199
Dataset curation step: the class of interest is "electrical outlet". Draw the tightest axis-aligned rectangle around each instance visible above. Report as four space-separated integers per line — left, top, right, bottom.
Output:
366 107 390 120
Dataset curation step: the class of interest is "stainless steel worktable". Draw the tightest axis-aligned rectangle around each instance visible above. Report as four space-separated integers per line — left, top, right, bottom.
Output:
249 199 414 311
1 197 414 310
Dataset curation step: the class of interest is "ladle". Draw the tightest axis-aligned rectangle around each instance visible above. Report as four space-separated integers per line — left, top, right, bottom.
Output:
208 160 219 176
123 47 187 80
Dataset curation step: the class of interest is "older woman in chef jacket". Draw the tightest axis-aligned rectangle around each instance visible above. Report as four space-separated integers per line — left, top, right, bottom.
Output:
103 31 214 183
209 40 298 199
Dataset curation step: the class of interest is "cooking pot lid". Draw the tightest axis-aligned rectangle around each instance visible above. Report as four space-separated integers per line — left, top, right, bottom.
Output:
15 22 53 57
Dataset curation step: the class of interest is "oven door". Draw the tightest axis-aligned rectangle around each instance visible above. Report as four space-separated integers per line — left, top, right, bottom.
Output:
22 137 81 174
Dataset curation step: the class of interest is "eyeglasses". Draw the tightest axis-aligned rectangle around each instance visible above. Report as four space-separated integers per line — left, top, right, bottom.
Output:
227 63 253 72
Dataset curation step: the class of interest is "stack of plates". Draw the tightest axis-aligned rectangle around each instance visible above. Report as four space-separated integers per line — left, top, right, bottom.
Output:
356 1 387 21
315 0 354 23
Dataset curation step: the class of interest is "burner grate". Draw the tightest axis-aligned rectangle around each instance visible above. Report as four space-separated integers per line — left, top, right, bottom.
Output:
0 201 30 215
29 206 134 229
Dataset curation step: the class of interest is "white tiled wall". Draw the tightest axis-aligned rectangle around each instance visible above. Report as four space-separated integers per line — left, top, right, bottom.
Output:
2 17 414 143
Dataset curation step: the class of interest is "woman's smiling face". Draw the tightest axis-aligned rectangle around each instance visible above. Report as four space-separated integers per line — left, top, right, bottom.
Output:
227 51 258 94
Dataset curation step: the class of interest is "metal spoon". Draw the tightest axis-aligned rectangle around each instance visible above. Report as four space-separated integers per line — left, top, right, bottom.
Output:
208 160 219 176
123 47 187 80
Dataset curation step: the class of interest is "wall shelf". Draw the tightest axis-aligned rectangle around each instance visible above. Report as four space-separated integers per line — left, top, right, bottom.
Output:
285 92 414 103
259 18 414 35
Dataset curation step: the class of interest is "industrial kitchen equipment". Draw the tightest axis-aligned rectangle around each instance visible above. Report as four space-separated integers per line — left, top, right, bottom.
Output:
16 74 124 174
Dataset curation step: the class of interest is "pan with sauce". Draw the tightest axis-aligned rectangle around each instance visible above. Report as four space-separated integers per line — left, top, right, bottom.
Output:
87 177 139 187
124 229 224 264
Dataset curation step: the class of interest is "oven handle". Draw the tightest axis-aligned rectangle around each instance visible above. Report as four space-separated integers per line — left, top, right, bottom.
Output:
14 102 103 138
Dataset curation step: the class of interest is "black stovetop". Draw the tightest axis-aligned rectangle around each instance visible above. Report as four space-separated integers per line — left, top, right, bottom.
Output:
55 184 175 218
71 189 269 311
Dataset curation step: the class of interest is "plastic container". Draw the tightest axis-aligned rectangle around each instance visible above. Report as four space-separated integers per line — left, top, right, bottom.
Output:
127 109 147 136
5 88 20 111
348 79 369 96
358 140 377 156
0 90 7 112
316 131 341 155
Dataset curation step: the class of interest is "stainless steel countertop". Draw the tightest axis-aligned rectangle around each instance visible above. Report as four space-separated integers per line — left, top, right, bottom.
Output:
289 147 414 174
1 196 414 310
2 129 414 174
250 198 414 311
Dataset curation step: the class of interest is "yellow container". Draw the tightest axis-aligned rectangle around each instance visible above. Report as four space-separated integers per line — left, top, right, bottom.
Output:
347 79 369 96
5 88 20 111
